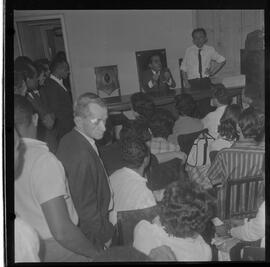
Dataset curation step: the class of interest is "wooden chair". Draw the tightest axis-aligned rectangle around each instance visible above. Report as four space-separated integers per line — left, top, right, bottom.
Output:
224 175 264 220
178 58 184 89
114 205 160 246
209 150 218 163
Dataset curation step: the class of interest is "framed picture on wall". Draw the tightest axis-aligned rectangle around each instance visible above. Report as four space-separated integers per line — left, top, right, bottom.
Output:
94 65 121 103
135 48 167 91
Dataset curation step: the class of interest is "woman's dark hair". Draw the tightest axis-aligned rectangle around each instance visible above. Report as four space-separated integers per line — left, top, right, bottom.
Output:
217 119 239 141
212 84 232 105
130 92 156 120
238 106 262 139
149 113 172 139
175 93 199 117
220 104 242 124
159 179 215 239
14 56 34 71
154 108 175 131
120 119 152 143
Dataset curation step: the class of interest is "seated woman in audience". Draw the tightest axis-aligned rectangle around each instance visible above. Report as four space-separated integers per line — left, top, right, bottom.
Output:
201 84 232 139
133 179 215 261
109 138 157 212
148 111 187 163
123 92 156 122
168 93 203 145
209 104 242 153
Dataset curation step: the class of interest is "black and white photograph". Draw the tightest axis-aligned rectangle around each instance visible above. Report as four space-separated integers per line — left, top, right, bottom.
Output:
3 2 268 265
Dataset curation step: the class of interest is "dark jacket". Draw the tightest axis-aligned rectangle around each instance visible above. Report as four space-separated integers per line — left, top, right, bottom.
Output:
142 68 176 93
41 77 74 142
57 129 114 248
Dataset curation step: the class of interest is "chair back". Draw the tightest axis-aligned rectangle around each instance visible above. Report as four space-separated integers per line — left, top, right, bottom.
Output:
115 205 160 246
224 175 264 220
209 150 218 163
177 128 208 156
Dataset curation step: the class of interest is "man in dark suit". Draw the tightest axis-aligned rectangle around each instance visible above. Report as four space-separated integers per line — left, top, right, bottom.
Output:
56 93 115 250
40 56 74 151
142 54 176 94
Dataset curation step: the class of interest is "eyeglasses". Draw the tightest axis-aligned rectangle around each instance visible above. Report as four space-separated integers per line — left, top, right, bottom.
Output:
88 117 107 126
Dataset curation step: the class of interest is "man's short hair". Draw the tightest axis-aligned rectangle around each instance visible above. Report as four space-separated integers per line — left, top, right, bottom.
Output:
14 95 36 128
238 106 261 139
120 138 150 169
212 84 232 105
192 28 207 38
130 92 155 120
74 92 106 118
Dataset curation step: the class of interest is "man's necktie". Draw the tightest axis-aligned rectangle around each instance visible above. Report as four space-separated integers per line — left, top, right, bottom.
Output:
198 49 202 78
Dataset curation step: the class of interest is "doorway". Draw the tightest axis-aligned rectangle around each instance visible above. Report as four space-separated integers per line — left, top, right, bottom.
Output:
16 18 65 61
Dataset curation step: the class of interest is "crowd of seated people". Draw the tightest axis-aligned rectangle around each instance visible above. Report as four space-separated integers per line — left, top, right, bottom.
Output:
13 52 265 262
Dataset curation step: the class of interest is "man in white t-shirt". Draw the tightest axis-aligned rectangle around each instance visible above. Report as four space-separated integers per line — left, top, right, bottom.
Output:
14 95 101 262
110 138 156 212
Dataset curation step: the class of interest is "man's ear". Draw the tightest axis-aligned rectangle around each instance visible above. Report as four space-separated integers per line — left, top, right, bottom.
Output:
32 113 39 127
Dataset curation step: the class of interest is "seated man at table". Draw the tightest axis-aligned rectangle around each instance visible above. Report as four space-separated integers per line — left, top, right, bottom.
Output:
142 54 176 94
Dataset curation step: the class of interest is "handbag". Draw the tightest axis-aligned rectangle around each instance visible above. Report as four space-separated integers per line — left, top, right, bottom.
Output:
187 131 215 167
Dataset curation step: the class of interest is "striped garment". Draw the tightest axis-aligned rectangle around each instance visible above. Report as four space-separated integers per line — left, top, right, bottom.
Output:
207 140 265 220
149 137 180 155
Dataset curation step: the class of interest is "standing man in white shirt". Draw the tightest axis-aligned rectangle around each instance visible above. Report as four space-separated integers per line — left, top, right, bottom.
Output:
110 138 157 212
181 28 226 117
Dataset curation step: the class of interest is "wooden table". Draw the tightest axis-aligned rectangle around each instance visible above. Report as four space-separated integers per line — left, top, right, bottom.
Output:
107 86 244 113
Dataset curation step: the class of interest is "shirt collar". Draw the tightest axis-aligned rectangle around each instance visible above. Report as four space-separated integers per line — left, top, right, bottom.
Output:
21 137 48 148
50 74 67 91
193 44 205 51
122 167 147 182
151 69 160 75
75 127 99 154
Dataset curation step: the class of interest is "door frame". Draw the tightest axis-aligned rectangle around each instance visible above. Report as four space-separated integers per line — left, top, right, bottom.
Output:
14 13 76 98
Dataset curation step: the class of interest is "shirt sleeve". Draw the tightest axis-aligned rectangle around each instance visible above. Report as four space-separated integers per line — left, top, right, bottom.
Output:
210 47 225 63
31 153 67 204
230 202 265 242
133 220 163 255
136 189 157 210
180 49 188 72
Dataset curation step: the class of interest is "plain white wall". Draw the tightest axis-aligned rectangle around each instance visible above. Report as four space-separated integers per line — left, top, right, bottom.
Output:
14 10 193 99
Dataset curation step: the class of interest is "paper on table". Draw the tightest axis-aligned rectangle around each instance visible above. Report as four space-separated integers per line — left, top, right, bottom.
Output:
222 75 246 88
